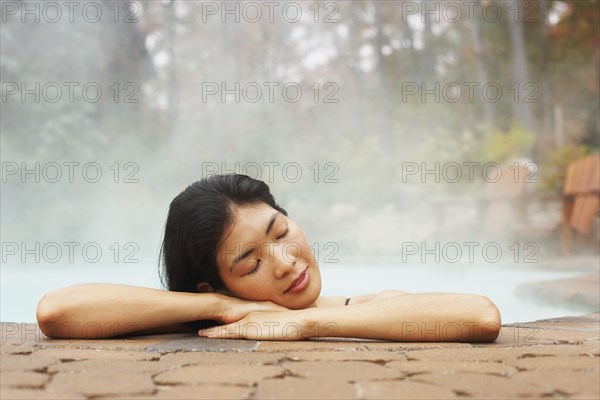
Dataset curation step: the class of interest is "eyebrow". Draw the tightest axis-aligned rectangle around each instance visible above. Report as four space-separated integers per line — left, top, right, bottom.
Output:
229 211 281 272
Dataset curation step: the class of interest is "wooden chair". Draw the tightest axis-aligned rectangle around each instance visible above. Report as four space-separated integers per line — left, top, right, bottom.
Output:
561 154 600 254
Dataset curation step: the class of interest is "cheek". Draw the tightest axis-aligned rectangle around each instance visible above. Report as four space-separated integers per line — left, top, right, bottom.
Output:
230 276 275 299
289 230 310 255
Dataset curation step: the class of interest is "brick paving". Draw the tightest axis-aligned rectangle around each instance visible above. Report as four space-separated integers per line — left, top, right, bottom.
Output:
0 313 599 399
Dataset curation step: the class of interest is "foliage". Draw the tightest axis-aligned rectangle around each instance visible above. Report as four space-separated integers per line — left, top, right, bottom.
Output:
539 144 594 195
481 123 536 163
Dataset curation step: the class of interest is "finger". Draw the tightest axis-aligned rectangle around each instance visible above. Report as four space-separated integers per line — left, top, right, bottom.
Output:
198 325 241 339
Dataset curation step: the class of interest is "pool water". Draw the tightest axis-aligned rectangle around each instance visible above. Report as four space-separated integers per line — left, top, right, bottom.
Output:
320 264 589 324
0 263 588 324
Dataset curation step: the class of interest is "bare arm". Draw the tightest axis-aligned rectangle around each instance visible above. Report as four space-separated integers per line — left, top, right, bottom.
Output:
199 293 501 343
36 284 290 339
36 284 224 339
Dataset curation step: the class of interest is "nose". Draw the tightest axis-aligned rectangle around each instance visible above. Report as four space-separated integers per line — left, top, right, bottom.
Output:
271 243 298 279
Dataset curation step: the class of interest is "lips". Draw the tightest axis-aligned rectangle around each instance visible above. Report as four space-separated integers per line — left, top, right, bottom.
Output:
284 267 308 293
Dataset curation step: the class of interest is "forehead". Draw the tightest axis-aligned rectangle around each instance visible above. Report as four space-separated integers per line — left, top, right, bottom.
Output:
220 203 279 248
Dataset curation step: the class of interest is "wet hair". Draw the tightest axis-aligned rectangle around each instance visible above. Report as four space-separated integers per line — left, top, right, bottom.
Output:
159 174 288 330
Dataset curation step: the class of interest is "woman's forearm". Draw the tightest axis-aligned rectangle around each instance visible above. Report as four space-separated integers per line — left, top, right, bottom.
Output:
302 293 501 343
36 284 222 339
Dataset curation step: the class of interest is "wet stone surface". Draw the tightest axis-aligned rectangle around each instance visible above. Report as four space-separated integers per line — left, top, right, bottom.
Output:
0 313 599 399
144 336 260 353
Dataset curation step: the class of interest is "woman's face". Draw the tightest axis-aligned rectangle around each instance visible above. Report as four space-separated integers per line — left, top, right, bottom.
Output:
215 203 322 309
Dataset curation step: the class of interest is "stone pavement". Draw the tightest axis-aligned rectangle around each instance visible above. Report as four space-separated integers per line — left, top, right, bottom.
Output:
1 314 599 399
517 273 600 312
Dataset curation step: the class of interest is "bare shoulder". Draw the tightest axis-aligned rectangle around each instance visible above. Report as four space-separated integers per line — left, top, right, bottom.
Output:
313 296 348 307
349 290 411 305
314 290 410 307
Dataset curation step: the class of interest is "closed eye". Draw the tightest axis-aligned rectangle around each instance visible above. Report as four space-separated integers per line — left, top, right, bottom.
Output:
277 227 289 240
245 228 289 277
246 259 261 276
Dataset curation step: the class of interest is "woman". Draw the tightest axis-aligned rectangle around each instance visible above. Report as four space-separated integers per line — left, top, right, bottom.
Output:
36 174 501 342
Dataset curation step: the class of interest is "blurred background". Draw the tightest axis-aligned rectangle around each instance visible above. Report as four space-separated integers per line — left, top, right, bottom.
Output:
1 0 599 324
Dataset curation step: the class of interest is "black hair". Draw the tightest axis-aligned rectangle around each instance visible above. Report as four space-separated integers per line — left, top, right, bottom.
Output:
158 174 288 330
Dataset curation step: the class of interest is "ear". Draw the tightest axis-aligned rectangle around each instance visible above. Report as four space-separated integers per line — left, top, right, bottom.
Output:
196 282 215 293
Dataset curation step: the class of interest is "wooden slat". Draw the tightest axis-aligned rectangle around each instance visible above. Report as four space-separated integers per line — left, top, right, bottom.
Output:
574 159 586 194
570 195 585 231
586 154 600 193
564 162 577 195
572 195 600 236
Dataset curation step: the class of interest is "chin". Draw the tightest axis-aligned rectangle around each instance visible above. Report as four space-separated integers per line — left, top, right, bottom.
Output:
289 280 321 310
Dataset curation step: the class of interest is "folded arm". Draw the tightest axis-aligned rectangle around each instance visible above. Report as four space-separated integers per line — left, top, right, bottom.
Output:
36 284 288 339
199 292 501 343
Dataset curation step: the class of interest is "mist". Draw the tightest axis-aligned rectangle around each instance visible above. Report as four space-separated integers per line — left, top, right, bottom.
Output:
1 1 598 297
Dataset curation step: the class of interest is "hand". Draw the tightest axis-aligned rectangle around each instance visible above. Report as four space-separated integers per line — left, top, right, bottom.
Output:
199 309 311 340
214 294 291 325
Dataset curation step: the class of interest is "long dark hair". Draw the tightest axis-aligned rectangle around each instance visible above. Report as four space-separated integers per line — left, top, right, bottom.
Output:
159 174 288 295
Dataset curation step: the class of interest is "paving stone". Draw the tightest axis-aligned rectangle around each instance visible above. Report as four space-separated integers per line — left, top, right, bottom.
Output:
158 351 285 367
386 360 517 377
362 342 472 351
284 360 404 381
487 330 556 347
539 312 600 324
2 315 600 399
0 343 38 355
1 354 59 372
582 339 600 356
154 364 284 386
151 384 253 399
1 371 50 389
513 355 600 371
499 324 600 344
534 321 600 333
46 372 155 397
47 359 170 374
145 336 259 353
413 372 551 398
1 323 45 345
511 370 600 396
285 350 407 362
37 333 188 351
0 388 84 399
489 325 557 346
515 343 598 358
355 379 458 399
405 346 520 362
255 376 359 399
517 273 600 310
33 348 158 361
257 340 368 352
97 385 254 400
